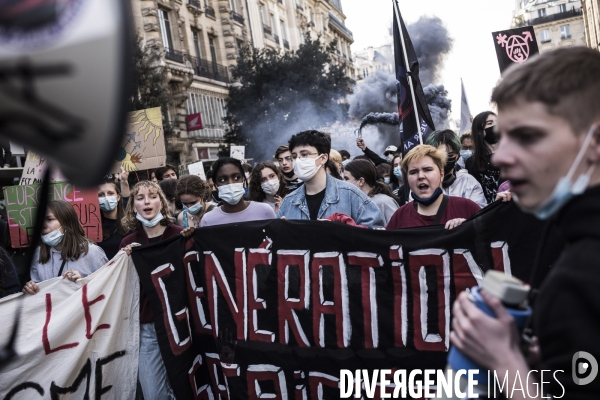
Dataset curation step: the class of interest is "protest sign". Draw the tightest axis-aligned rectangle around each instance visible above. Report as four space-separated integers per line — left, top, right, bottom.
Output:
3 182 102 248
19 152 68 185
111 107 167 173
0 252 140 399
492 26 539 73
230 146 245 161
131 201 563 399
188 161 206 180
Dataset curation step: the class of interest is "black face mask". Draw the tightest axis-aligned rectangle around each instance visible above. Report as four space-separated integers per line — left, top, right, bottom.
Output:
282 169 295 179
484 126 499 144
444 156 458 174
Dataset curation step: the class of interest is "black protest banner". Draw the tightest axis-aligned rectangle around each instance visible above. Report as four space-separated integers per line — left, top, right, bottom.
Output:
492 26 539 73
131 201 563 399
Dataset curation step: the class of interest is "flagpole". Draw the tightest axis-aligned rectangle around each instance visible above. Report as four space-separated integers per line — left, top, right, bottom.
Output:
392 0 422 145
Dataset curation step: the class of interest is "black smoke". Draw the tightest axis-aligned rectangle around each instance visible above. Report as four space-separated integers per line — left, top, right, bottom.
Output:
348 16 454 149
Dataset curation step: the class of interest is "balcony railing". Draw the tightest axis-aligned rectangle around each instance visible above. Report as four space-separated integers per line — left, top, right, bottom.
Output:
561 34 572 40
263 24 272 35
274 35 280 44
513 8 582 27
188 0 201 9
165 48 185 63
328 12 353 39
205 6 216 18
283 39 290 49
187 55 230 83
231 11 244 24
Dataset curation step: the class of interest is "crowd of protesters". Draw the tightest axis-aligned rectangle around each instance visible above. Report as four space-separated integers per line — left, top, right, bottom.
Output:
0 46 599 399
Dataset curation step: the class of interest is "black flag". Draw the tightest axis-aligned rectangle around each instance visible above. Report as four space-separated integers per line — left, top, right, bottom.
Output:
492 26 539 73
393 1 435 155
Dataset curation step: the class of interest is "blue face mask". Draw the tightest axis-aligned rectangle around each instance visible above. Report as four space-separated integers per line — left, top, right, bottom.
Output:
183 202 202 215
460 150 473 161
393 166 402 180
98 196 118 212
412 187 444 206
532 124 597 220
41 227 64 247
136 212 164 228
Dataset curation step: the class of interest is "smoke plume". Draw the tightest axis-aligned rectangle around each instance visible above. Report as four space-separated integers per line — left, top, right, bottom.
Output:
348 16 454 150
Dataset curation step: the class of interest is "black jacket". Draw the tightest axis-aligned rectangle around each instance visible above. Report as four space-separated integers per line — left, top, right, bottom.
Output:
362 147 388 166
534 185 600 398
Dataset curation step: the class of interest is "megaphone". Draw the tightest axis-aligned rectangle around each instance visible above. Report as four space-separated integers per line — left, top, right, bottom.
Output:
0 0 133 187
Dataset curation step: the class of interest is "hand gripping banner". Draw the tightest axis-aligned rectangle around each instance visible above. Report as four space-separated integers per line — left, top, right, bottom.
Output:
131 201 563 399
0 252 140 399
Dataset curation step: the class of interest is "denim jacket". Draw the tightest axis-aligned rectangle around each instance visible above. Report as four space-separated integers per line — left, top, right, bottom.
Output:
276 174 385 228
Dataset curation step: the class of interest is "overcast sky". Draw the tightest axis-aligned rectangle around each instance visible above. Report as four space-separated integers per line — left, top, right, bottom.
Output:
344 0 516 122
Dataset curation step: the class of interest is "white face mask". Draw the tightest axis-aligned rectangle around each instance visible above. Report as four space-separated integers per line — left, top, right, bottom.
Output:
294 154 323 182
261 179 280 196
531 124 598 219
41 227 64 247
136 212 164 227
218 183 245 205
386 154 394 162
98 196 118 212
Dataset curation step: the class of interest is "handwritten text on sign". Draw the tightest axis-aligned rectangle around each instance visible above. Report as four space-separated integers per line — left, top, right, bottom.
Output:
3 182 102 248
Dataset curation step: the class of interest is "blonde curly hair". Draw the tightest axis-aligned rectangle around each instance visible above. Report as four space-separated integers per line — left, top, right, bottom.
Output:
121 181 175 231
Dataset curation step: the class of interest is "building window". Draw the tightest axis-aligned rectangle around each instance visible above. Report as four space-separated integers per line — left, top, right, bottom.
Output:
558 3 567 13
560 24 571 39
209 37 218 63
540 29 550 43
280 20 287 40
537 8 546 18
192 30 203 58
158 9 174 52
186 92 227 139
229 0 238 12
271 15 278 34
260 4 268 26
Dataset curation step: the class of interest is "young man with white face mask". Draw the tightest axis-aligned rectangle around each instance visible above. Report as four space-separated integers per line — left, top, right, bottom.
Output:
277 130 384 228
200 158 276 227
451 47 600 398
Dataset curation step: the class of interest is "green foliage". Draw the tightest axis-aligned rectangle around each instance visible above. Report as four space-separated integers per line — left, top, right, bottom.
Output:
220 35 353 159
129 35 171 119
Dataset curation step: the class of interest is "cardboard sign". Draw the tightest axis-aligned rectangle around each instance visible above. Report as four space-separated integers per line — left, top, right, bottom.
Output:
111 107 167 173
492 26 539 73
19 152 68 185
4 182 102 248
187 112 203 131
0 252 140 398
188 161 206 180
230 145 245 161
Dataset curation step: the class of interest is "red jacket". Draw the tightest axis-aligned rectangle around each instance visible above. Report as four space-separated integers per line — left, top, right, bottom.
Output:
120 223 183 324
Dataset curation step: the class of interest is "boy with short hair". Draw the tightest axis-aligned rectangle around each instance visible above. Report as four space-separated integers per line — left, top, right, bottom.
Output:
275 145 303 192
451 47 600 398
277 130 384 228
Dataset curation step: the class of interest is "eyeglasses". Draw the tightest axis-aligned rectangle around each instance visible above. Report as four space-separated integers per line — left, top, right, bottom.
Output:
292 153 319 160
277 156 293 163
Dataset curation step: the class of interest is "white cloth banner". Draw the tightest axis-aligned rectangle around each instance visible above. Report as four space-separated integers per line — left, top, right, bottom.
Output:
0 251 139 399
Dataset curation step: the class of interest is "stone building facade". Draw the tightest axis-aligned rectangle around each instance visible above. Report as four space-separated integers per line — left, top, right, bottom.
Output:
130 0 353 167
582 0 600 50
512 0 586 53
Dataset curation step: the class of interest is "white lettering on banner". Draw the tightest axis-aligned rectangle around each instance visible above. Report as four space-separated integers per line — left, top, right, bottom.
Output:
201 242 506 349
0 252 139 398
